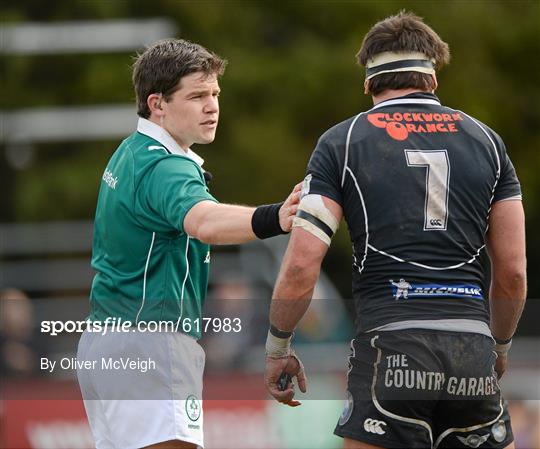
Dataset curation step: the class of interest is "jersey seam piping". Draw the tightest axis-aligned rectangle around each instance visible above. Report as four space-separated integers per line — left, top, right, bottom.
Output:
136 231 156 324
177 236 191 325
341 113 364 187
345 167 369 273
366 243 486 271
456 111 501 236
346 338 355 379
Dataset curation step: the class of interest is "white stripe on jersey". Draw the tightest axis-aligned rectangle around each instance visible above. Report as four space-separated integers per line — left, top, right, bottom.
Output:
346 167 369 273
457 110 501 236
177 236 191 324
367 242 486 271
136 231 156 324
341 113 363 187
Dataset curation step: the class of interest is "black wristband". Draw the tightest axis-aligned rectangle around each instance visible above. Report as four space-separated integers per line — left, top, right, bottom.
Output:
494 336 513 345
252 202 286 239
269 324 293 339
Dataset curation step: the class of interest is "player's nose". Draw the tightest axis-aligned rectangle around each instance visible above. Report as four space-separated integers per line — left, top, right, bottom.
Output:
204 96 219 114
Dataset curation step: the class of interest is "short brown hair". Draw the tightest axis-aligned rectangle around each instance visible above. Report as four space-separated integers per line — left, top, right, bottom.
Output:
357 11 450 96
133 38 227 118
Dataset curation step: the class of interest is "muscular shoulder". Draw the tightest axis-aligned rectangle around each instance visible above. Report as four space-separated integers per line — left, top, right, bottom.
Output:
149 156 204 182
318 115 362 147
440 106 507 152
123 132 203 177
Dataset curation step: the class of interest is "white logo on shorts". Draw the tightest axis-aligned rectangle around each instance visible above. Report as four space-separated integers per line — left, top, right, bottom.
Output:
457 433 490 448
491 420 507 443
363 418 386 435
338 391 354 426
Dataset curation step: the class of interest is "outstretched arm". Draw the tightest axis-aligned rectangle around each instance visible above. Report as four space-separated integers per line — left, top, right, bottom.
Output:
183 184 301 244
184 201 257 244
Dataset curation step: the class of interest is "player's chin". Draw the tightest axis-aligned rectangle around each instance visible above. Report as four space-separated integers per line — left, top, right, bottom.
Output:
196 132 216 145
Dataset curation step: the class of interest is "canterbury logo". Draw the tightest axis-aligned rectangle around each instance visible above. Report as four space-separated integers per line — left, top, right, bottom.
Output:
364 418 386 435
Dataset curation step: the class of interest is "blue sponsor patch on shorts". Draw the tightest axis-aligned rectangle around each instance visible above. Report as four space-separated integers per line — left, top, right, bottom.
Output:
389 279 483 300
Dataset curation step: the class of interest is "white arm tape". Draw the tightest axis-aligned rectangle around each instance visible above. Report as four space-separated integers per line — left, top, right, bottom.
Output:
495 340 512 356
293 217 332 245
265 331 292 358
292 194 339 246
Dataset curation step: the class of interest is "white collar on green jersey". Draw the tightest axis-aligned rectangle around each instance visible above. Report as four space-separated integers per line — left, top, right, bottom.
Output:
136 118 205 167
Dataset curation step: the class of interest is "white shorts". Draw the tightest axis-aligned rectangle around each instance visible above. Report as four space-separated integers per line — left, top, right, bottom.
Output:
77 329 205 449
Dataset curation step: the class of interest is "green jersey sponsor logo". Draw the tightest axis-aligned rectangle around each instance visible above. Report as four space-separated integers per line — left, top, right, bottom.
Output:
102 168 118 189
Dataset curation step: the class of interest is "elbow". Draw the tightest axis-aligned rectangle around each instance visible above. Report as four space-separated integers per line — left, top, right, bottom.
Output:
492 266 527 297
287 262 309 278
185 217 216 245
190 222 215 244
506 269 527 292
500 262 526 285
183 201 222 244
285 259 319 284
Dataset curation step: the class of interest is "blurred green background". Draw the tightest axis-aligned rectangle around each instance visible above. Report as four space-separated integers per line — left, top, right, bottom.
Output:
1 0 539 297
1 3 539 448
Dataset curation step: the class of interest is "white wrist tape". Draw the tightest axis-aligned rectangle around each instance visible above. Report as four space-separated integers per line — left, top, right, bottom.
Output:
495 340 512 356
265 330 292 358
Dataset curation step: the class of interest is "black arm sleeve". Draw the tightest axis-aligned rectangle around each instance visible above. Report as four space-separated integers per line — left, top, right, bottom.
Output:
492 134 522 203
303 135 344 205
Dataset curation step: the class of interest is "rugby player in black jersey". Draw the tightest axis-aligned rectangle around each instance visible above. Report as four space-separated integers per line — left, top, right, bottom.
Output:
264 11 526 449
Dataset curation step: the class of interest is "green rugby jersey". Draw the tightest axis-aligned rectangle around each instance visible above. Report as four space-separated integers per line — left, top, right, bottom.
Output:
89 118 217 339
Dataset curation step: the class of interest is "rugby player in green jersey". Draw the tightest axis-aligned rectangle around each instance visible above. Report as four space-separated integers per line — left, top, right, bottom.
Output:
77 39 300 449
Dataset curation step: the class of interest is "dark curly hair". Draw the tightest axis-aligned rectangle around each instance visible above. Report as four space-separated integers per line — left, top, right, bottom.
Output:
357 11 450 95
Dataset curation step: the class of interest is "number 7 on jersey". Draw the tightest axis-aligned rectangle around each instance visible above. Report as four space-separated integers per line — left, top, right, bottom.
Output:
405 149 450 231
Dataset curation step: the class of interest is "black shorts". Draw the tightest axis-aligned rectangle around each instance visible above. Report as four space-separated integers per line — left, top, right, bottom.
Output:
334 330 513 449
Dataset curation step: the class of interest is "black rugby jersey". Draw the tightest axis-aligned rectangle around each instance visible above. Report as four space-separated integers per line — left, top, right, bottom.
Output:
304 92 521 333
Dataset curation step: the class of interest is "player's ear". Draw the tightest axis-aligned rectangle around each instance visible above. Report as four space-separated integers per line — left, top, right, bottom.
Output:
431 74 438 92
363 79 369 95
147 93 165 117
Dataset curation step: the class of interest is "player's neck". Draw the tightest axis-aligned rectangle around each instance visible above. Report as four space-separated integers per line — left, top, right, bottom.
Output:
147 115 191 152
372 89 433 105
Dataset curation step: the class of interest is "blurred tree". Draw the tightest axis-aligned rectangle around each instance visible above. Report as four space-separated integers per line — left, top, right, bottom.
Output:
1 0 539 299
